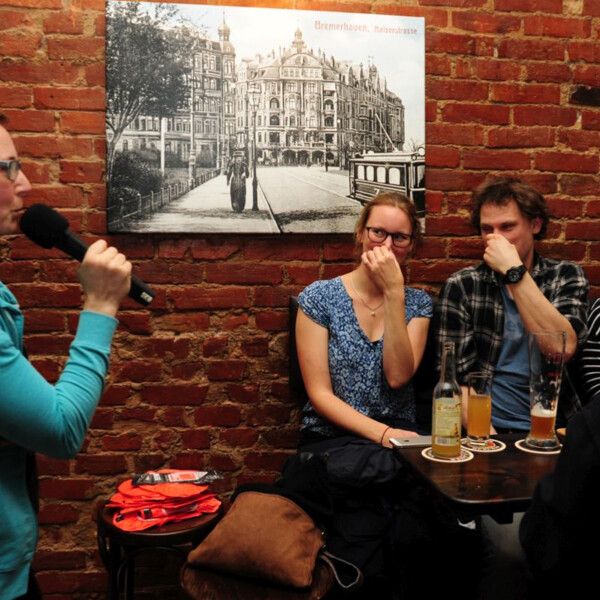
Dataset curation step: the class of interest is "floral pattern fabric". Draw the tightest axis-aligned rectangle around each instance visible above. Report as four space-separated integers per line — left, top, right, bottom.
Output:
298 277 432 437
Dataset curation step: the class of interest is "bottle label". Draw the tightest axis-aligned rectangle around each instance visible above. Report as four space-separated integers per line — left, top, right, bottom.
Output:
433 397 461 439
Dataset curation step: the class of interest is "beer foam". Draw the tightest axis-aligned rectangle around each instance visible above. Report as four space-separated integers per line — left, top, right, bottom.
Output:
531 403 556 417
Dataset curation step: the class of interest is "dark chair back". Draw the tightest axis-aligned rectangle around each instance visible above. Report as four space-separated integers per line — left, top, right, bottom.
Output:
289 296 308 400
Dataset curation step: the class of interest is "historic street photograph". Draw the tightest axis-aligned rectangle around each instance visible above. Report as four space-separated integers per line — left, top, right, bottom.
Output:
105 1 425 234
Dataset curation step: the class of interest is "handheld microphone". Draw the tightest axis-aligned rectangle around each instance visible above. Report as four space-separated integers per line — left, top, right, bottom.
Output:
20 204 155 306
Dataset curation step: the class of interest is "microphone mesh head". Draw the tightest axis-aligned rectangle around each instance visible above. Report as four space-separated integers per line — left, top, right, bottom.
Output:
20 204 69 249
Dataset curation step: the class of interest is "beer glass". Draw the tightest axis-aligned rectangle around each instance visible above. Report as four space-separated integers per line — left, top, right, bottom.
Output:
525 330 566 450
466 372 493 447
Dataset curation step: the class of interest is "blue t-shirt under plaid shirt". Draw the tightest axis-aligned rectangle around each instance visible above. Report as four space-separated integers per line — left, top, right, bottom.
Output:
298 277 433 438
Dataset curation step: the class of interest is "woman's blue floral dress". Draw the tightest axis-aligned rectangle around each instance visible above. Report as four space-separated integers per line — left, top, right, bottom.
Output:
298 277 432 438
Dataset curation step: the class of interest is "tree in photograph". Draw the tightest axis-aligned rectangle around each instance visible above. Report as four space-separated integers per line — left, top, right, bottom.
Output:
105 1 202 180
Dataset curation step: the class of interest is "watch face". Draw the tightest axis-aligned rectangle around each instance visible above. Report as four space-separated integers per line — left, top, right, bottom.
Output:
505 266 526 284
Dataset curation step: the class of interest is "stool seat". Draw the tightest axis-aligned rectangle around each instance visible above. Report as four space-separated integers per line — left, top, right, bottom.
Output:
97 502 222 600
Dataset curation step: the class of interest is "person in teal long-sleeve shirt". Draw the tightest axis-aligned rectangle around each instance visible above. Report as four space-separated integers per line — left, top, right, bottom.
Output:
0 114 132 599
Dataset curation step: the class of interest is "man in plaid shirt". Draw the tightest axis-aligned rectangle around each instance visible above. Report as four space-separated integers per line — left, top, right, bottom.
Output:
435 176 589 433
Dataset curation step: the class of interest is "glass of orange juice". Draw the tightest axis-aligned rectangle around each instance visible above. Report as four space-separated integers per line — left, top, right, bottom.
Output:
466 372 493 448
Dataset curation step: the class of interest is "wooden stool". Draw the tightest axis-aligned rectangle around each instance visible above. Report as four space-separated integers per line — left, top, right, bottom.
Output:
97 502 222 600
180 561 334 600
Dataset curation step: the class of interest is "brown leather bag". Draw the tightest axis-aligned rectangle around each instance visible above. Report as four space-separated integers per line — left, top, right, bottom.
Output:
188 491 324 588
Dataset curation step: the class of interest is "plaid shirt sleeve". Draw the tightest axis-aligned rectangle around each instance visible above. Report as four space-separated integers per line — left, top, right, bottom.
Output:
535 259 589 351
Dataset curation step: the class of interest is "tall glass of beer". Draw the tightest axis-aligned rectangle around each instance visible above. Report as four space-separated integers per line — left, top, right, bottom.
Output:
466 372 493 447
525 330 566 450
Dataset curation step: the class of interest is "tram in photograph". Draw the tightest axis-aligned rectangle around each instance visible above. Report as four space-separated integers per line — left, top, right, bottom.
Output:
348 149 425 220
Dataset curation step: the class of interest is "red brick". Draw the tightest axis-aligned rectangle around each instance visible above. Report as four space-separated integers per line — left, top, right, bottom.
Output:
574 65 600 87
244 239 320 260
203 336 229 357
244 452 290 472
59 160 103 183
101 433 142 451
181 430 211 449
170 287 251 310
524 61 572 83
497 38 565 61
75 454 127 475
463 150 531 170
163 406 187 427
171 362 204 380
205 263 282 285
560 175 600 197
286 266 319 286
46 37 104 61
227 383 261 403
194 405 242 426
426 146 461 168
582 111 600 131
33 550 86 571
114 361 163 383
566 222 600 240
36 456 70 476
426 55 451 76
262 428 301 449
524 16 592 38
425 31 478 56
207 360 247 381
514 106 577 127
99 385 130 406
247 405 292 426
0 261 38 284
39 478 94 500
426 123 484 146
255 310 288 332
38 504 80 524
584 0 600 16
141 385 208 405
222 313 249 330
426 169 486 193
43 12 84 34
90 407 114 429
0 31 43 58
219 428 259 448
133 454 168 472
241 336 270 357
323 240 354 260
535 152 599 174
491 83 560 104
155 312 210 332
171 452 208 470
374 4 448 28
472 58 521 81
411 260 478 283
37 571 106 594
452 11 520 34
322 263 354 280
568 41 600 62
158 238 239 260
0 85 32 108
34 87 105 110
0 10 34 30
488 127 555 148
496 0 562 14
441 103 510 125
11 283 82 308
1 109 55 131
119 407 158 422
209 453 243 472
427 79 488 101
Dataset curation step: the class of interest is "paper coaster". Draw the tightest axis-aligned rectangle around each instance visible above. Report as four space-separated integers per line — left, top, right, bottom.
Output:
421 447 474 463
515 439 562 455
461 439 506 453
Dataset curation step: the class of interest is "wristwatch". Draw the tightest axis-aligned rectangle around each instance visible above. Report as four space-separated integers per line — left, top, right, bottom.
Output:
502 265 527 285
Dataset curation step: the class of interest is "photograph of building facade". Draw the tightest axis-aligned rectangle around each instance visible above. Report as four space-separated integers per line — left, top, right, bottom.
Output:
236 27 405 169
105 2 424 234
112 18 236 173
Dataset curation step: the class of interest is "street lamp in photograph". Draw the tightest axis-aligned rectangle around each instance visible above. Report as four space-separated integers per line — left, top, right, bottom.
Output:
248 83 260 211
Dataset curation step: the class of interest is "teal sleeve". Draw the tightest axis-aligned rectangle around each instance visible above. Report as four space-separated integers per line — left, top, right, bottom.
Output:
0 311 118 458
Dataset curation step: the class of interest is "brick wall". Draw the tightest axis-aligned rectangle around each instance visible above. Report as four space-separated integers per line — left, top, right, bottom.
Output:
1 0 599 597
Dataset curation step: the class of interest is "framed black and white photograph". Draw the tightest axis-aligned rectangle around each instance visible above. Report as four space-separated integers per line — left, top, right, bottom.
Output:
105 1 425 234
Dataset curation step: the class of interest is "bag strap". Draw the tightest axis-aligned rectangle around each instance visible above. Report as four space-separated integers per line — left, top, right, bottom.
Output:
319 550 363 591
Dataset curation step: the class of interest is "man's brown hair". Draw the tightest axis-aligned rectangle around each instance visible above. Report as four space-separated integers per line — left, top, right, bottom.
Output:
470 176 549 240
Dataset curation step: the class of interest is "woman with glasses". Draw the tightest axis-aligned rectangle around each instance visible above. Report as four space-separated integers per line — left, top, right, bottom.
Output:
0 114 132 600
283 193 434 597
296 192 432 447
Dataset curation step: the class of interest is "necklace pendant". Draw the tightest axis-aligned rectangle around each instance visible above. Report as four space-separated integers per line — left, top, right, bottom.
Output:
371 310 376 317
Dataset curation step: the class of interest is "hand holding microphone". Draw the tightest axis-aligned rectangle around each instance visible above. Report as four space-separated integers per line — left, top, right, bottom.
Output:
20 204 155 310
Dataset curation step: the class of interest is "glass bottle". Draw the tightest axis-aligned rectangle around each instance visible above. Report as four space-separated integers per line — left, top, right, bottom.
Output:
432 342 462 458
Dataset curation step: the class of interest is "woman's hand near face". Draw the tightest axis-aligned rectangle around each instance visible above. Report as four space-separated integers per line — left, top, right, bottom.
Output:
361 246 405 296
79 239 132 317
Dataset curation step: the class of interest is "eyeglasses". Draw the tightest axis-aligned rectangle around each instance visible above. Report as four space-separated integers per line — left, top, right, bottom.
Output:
365 227 413 248
0 160 22 181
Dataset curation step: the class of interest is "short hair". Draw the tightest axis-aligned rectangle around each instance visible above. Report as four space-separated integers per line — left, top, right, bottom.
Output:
470 176 549 240
355 192 422 250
